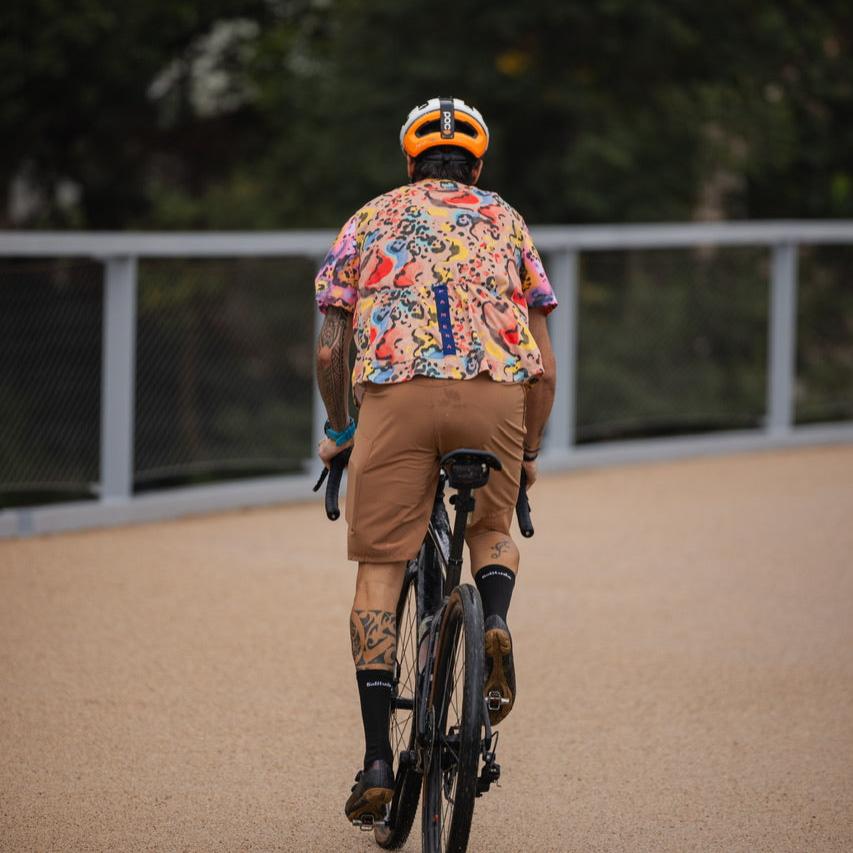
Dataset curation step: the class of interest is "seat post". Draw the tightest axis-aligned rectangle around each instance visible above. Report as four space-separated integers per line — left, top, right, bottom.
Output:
447 487 475 590
439 448 500 590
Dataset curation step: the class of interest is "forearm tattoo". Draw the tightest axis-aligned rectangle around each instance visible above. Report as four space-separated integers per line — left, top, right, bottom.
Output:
490 539 513 559
350 609 397 670
317 307 351 431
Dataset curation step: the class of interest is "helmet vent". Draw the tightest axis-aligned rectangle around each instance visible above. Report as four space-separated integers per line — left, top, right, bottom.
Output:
400 97 489 158
415 118 478 139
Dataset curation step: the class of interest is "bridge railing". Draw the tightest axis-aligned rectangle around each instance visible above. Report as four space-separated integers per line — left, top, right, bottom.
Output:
1 222 852 537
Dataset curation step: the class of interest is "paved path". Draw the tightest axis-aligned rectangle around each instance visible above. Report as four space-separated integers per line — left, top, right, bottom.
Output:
2 446 852 852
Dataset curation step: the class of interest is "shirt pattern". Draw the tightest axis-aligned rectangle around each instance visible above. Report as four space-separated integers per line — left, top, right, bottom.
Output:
315 180 557 385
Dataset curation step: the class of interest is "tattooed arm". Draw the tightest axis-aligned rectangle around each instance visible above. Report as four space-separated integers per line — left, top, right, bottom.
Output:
524 308 556 488
316 306 353 431
316 307 355 466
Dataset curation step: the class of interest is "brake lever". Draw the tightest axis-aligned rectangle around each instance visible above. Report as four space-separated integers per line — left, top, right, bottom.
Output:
312 467 329 493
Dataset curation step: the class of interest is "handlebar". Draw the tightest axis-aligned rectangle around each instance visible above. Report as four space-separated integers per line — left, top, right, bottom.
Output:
317 448 534 536
515 467 534 538
312 447 352 521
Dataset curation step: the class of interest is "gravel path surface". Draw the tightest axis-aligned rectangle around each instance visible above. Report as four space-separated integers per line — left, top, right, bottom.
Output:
2 446 852 852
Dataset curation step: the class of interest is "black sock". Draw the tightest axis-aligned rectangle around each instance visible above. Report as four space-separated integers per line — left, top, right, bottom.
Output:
474 564 516 622
356 669 394 768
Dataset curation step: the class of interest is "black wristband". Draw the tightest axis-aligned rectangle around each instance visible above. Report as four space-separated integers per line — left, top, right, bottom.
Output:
523 448 540 462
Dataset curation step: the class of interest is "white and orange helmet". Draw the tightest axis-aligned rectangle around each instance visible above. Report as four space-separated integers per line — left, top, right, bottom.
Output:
400 97 490 159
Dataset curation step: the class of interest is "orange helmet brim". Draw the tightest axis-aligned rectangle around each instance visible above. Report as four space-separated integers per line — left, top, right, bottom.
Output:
402 109 489 159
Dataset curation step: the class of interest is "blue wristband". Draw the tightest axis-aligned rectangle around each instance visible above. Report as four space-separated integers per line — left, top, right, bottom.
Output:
324 418 356 446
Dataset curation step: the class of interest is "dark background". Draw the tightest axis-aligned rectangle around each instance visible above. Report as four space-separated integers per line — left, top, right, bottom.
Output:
2 0 852 229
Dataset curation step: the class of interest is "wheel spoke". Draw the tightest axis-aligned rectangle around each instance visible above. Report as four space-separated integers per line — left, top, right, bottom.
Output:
391 710 412 754
390 581 417 775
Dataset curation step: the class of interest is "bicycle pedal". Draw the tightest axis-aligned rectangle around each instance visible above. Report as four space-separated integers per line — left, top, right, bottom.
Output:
476 758 501 796
352 815 387 831
487 690 510 711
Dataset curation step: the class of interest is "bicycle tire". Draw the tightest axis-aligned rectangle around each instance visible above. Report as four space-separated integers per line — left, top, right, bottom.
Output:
421 584 485 853
377 489 450 848
374 561 422 849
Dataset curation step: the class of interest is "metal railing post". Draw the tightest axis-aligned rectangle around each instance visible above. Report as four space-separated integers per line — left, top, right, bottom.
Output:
309 256 326 469
767 243 799 435
543 248 579 458
100 256 138 500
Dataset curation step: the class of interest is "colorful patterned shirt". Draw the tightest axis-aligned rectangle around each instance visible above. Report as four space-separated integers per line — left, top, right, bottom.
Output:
315 179 557 385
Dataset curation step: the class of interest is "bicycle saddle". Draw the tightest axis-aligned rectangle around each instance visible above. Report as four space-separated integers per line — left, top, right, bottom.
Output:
440 449 501 490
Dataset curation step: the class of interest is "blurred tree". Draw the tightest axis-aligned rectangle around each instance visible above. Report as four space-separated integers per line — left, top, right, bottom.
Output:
1 0 851 227
0 0 270 227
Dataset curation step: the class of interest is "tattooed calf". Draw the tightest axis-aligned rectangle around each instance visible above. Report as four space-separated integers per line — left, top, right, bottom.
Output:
490 539 514 559
350 616 361 662
350 609 397 670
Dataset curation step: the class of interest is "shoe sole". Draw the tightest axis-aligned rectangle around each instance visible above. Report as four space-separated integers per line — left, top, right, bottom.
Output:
346 786 394 822
484 627 514 726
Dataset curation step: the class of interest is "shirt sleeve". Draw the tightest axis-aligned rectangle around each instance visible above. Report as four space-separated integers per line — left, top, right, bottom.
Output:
315 213 359 314
520 222 558 315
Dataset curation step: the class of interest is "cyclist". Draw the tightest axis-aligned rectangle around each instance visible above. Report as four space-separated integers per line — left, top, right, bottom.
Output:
314 97 557 824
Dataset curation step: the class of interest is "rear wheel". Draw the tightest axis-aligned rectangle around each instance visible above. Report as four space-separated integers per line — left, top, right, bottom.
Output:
421 584 484 853
375 561 422 849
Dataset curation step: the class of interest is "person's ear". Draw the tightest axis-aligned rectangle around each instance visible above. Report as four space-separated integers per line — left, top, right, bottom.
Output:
406 155 416 181
471 159 483 185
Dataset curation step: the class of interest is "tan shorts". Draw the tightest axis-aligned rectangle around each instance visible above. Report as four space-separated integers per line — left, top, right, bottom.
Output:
345 374 526 563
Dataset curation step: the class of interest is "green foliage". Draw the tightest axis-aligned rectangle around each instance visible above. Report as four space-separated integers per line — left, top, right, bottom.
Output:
2 0 851 227
796 246 853 424
0 261 102 499
0 0 270 226
577 248 769 441
134 258 316 484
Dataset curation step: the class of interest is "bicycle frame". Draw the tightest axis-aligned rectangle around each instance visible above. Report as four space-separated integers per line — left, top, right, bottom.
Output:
424 472 480 587
414 471 483 768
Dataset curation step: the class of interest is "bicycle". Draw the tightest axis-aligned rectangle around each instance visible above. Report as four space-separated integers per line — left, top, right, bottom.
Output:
317 446 534 852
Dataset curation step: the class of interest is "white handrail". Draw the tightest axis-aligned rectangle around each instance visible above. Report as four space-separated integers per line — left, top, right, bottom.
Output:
2 221 852 538
2 221 853 258
531 220 853 250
